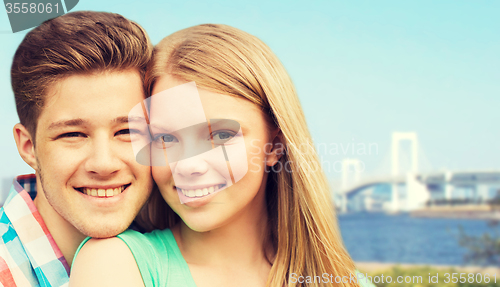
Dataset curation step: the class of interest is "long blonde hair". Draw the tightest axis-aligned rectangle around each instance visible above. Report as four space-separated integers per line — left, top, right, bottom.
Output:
141 24 360 287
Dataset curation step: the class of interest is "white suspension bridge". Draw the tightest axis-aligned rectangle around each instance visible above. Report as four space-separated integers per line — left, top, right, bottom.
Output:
337 132 500 213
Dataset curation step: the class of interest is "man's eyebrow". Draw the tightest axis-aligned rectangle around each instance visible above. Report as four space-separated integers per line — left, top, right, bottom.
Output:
48 117 146 130
48 119 86 130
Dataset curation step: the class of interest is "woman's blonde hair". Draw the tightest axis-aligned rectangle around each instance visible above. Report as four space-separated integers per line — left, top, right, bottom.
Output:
141 24 360 287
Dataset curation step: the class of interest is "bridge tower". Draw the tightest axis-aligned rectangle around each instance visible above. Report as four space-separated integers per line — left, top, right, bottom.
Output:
391 132 418 211
342 158 362 188
340 158 363 212
392 132 418 175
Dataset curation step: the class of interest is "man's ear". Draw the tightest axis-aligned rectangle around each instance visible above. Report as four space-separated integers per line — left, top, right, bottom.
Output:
13 123 38 170
266 129 285 167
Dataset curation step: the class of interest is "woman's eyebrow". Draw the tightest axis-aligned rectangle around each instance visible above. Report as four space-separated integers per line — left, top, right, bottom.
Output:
208 119 242 133
148 123 173 133
114 116 146 124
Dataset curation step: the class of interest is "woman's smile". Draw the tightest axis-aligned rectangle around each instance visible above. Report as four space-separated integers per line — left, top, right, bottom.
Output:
177 183 226 198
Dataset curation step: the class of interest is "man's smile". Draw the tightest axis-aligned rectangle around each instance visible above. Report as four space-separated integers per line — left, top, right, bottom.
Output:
75 184 131 198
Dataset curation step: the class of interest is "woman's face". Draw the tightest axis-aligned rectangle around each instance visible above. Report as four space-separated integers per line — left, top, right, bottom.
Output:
149 75 278 232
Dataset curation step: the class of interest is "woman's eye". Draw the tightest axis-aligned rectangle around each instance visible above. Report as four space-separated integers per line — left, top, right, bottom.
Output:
162 134 177 142
212 131 236 143
152 134 178 149
214 132 232 140
155 134 178 143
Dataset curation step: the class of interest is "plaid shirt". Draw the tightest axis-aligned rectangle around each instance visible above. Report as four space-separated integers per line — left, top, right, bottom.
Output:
0 174 69 287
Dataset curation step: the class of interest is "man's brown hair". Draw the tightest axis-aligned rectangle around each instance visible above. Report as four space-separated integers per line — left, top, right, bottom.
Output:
11 11 152 142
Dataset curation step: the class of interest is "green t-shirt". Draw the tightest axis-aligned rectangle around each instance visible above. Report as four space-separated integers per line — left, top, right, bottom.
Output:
74 229 376 287
74 229 197 287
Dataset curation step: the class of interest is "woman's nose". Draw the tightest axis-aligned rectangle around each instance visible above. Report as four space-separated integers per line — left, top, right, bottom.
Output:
172 154 209 177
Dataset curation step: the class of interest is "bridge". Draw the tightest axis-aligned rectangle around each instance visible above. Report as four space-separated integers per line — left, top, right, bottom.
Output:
338 132 500 213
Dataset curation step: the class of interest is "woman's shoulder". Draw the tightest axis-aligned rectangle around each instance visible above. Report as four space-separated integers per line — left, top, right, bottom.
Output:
70 237 145 287
72 236 133 268
71 229 176 287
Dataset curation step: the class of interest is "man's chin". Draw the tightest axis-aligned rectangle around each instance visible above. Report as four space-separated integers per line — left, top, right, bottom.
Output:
79 224 130 239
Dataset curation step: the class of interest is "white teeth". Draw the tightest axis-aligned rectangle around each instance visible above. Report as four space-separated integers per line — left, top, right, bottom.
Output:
180 184 225 198
81 186 125 198
98 189 105 197
106 189 113 197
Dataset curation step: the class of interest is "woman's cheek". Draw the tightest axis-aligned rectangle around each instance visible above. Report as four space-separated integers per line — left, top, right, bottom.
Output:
152 165 172 186
225 140 250 183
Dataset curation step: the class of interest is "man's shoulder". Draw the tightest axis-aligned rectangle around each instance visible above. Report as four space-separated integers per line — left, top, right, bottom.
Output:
0 195 70 286
0 204 24 254
0 175 54 287
0 206 41 286
0 205 18 246
0 174 35 245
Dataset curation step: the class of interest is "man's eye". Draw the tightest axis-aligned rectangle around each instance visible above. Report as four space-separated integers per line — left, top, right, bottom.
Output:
57 132 85 139
115 129 130 136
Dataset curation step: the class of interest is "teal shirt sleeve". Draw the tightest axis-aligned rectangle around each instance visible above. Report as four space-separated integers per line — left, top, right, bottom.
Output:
356 270 377 287
71 236 92 272
117 230 160 287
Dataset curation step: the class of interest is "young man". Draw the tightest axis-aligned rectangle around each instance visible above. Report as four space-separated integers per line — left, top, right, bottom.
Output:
0 11 153 286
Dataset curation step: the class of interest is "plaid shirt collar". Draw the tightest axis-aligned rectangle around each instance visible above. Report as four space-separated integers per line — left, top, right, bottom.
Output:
1 174 69 286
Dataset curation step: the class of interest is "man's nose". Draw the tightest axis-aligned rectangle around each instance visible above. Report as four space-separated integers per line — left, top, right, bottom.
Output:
84 137 123 177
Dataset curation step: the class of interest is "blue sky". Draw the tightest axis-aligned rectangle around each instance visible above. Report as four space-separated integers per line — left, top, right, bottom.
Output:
0 0 499 190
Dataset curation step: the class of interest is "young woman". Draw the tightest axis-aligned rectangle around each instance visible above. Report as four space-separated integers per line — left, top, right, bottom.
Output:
70 24 366 287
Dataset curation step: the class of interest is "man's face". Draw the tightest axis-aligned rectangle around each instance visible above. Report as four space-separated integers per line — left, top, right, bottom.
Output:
33 70 152 238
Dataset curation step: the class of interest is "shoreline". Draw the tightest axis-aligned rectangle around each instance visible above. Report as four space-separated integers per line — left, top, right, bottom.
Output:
410 204 500 220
